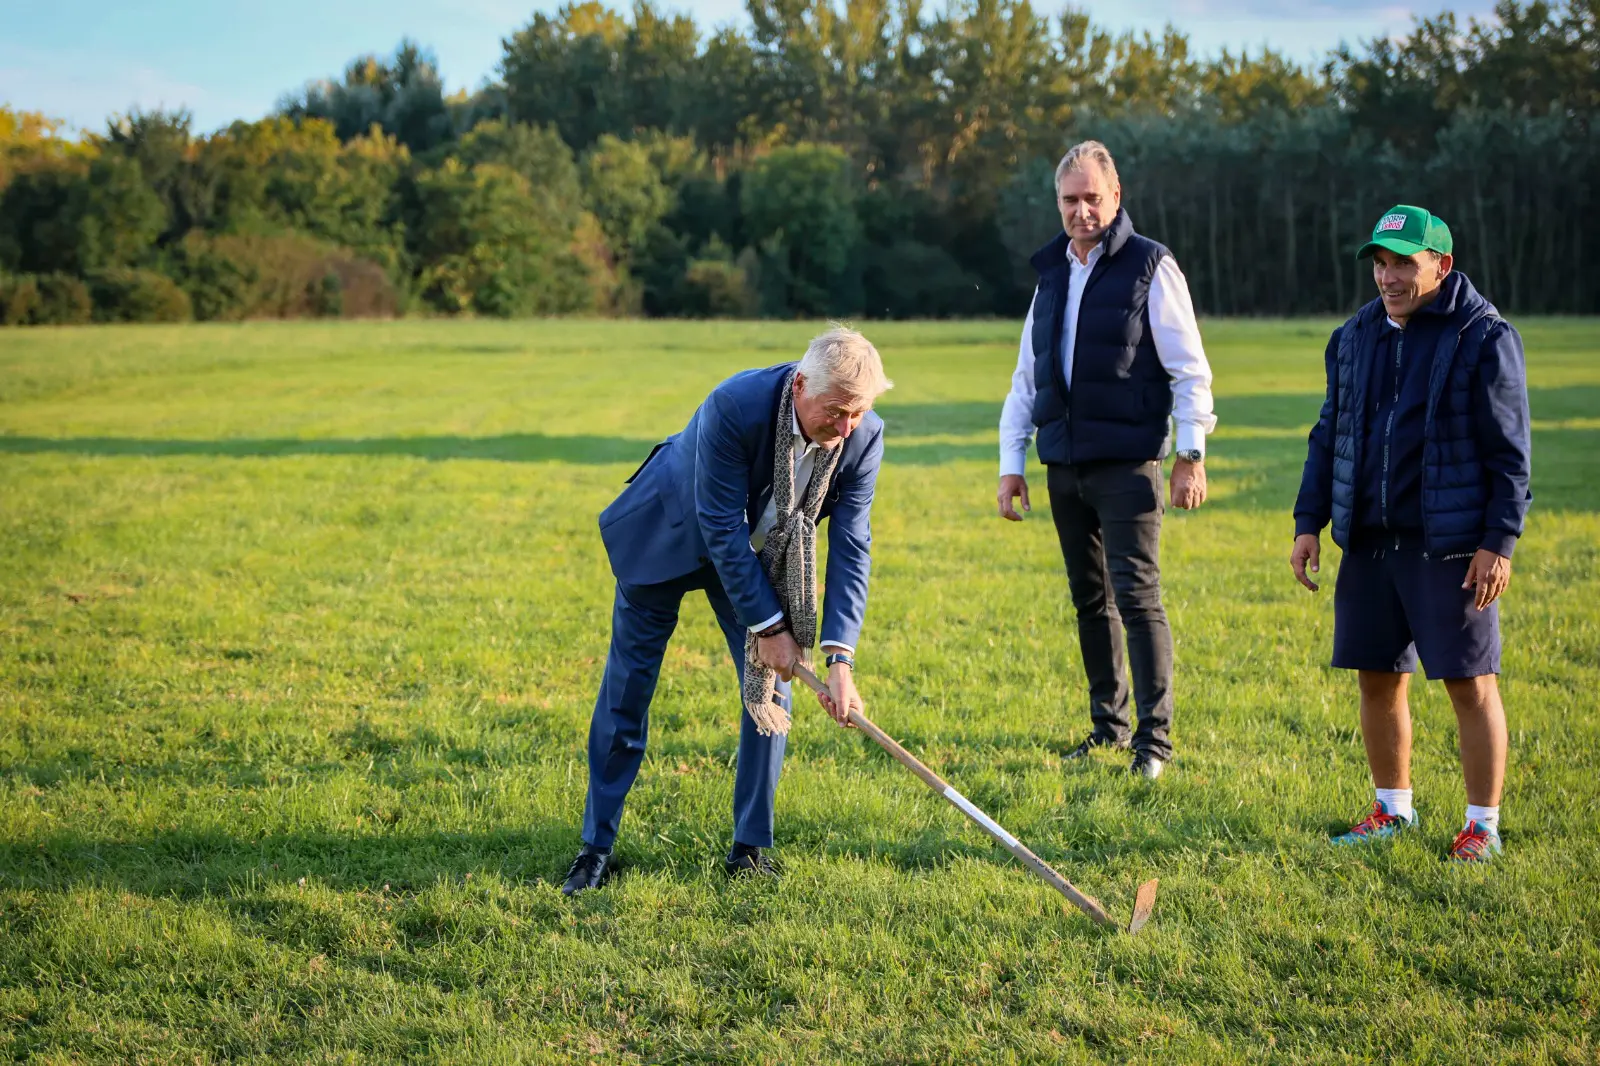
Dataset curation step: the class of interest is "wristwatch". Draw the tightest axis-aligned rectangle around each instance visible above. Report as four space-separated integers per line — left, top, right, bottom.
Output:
1176 449 1203 463
825 651 855 670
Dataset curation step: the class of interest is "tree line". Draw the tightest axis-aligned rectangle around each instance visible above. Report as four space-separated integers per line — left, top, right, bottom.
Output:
1 0 1594 326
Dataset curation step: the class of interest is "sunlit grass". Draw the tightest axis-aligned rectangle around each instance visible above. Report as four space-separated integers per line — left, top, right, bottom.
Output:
1 318 1596 1063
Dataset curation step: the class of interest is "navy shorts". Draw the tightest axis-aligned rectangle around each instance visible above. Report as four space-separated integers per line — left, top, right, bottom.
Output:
1332 540 1500 680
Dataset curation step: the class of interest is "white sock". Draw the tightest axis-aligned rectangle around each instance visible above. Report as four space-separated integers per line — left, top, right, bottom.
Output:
1465 804 1500 833
1375 787 1414 822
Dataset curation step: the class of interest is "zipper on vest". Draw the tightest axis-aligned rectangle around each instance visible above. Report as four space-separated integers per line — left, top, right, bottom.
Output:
1381 331 1403 532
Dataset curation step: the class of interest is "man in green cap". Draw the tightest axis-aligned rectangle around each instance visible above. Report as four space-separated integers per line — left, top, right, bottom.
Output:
1290 204 1532 862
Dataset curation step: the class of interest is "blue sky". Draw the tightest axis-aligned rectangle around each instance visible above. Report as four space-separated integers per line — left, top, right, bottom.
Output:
1 0 1498 135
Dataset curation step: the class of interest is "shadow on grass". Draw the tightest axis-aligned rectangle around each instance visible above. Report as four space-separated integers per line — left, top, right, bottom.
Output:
881 387 1596 497
876 401 1004 438
0 410 1000 469
1200 386 1599 514
3 388 1592 489
0 432 658 464
1204 421 1597 516
0 824 581 897
0 814 1205 912
0 699 1348 896
0 424 994 468
2 716 1267 897
2 746 501 794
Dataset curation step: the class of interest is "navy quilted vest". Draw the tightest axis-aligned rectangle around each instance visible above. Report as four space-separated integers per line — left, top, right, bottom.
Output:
1028 209 1172 466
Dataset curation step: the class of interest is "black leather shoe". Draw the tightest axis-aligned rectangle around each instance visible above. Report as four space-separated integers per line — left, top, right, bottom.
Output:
561 848 614 896
724 843 783 879
1129 752 1165 780
1065 734 1130 760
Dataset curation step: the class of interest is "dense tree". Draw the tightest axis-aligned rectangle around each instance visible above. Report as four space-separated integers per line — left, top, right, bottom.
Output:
282 41 455 154
411 160 593 316
2 0 1595 323
0 107 83 192
581 134 672 264
202 117 408 272
451 120 585 220
97 110 209 245
501 3 634 150
0 154 164 275
741 142 863 314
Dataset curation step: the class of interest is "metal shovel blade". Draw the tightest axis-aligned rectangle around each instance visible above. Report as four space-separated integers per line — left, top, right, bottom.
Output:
1127 878 1159 935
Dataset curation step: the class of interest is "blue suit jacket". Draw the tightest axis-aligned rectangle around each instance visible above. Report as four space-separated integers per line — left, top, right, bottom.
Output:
599 363 884 650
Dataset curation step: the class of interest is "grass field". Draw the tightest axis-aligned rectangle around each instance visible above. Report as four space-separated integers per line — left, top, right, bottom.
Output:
1 317 1597 1064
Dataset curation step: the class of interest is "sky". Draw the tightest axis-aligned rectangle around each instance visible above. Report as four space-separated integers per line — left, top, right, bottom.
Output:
0 0 1500 136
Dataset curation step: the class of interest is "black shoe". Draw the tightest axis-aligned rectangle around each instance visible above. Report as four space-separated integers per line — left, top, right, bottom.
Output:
1065 734 1130 761
1129 752 1165 780
561 847 614 896
724 843 783 880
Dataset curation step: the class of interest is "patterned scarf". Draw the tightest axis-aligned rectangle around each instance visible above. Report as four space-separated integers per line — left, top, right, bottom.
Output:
742 371 842 736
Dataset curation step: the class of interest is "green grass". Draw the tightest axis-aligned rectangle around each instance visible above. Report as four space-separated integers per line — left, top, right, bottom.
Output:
1 317 1596 1064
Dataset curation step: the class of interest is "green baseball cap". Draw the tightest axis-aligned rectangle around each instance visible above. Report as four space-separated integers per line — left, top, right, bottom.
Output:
1357 204 1453 259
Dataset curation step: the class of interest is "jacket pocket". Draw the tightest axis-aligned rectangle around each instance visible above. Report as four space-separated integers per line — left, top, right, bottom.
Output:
659 484 685 527
624 440 670 484
598 483 656 530
1077 381 1145 424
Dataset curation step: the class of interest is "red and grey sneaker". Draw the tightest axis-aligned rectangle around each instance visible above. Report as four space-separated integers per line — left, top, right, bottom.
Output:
1331 800 1415 845
1447 820 1502 863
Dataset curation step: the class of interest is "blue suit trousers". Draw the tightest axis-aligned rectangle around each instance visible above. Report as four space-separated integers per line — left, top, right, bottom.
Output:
581 565 790 849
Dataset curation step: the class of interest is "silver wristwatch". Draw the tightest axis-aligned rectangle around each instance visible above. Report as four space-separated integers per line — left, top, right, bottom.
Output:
1176 449 1203 463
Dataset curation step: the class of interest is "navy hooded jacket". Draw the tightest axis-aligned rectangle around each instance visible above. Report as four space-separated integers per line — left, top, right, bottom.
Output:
1293 272 1532 558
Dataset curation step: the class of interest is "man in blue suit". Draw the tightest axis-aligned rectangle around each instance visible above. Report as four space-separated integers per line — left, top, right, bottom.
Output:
563 327 892 894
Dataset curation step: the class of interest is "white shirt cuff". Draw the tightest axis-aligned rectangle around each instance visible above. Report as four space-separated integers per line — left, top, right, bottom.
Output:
1175 422 1207 458
748 610 784 635
819 641 855 657
1000 448 1029 479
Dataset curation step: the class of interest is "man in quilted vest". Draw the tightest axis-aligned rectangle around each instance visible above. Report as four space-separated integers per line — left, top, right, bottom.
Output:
996 140 1218 781
1291 205 1532 863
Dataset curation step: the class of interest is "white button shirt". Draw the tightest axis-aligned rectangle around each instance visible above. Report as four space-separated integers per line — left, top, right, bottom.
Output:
999 244 1217 477
748 410 851 656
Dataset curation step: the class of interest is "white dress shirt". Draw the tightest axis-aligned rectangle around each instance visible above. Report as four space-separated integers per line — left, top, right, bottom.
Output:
999 246 1217 477
747 410 852 656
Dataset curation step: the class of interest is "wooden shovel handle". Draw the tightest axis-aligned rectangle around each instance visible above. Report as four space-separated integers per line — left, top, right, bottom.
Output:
791 664 1115 927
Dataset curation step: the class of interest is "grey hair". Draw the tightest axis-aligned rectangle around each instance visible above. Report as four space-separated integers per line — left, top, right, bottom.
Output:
797 324 893 401
1054 139 1120 188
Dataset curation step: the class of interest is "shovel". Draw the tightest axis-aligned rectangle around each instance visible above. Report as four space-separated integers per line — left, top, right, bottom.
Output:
792 663 1158 934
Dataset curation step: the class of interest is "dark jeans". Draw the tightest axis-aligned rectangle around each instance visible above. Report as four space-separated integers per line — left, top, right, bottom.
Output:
1046 460 1174 759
